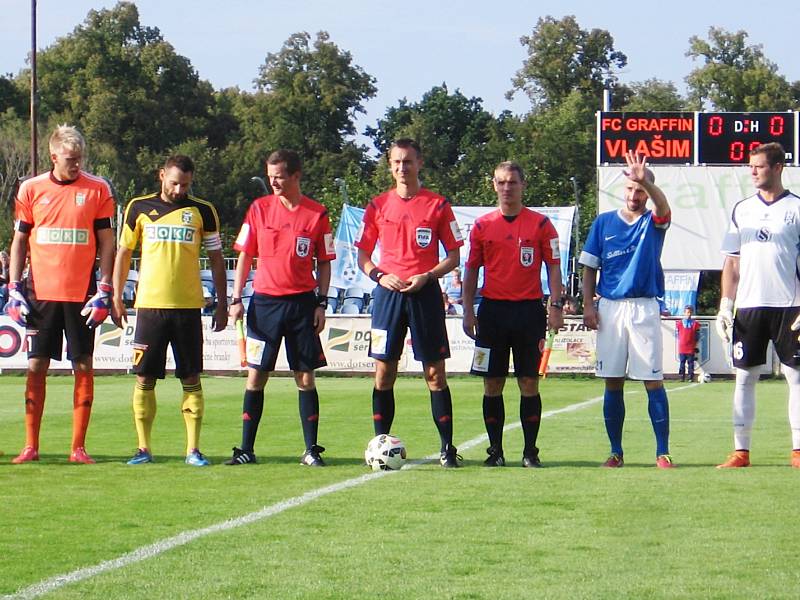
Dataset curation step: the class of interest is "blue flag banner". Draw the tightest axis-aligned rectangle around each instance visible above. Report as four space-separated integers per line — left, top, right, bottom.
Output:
330 204 576 296
663 270 700 316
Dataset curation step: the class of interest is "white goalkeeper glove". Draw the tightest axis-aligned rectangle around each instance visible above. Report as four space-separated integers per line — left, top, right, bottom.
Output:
715 297 734 343
791 312 800 341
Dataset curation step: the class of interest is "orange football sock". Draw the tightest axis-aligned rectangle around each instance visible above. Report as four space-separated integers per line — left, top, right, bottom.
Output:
24 371 46 450
72 369 94 450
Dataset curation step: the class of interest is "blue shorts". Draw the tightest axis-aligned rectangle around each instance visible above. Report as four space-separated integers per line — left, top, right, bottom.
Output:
369 280 450 363
471 298 545 378
246 292 326 372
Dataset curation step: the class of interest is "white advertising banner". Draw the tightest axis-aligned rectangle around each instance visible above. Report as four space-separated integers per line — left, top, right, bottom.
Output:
0 316 759 376
598 165 800 270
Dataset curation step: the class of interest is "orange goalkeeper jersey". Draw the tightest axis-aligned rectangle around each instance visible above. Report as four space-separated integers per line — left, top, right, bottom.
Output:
15 171 115 302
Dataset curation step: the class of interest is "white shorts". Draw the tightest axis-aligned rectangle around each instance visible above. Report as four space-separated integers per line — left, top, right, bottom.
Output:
595 297 663 380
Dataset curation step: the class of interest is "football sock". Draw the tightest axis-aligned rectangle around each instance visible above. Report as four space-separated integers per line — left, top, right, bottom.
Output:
780 364 800 448
24 370 46 450
520 394 542 458
646 386 670 456
132 381 156 451
299 388 320 450
482 394 504 450
733 367 758 450
71 369 94 450
181 383 204 455
430 387 454 452
372 388 395 435
241 389 264 452
603 389 625 456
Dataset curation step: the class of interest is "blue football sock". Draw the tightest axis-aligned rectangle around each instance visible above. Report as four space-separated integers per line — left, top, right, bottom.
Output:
647 386 670 456
603 389 625 456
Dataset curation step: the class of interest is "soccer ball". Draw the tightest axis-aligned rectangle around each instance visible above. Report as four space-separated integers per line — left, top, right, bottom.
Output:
699 370 712 383
365 434 407 471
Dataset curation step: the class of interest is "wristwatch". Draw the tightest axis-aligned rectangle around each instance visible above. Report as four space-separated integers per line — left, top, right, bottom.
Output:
369 268 385 283
550 300 563 310
231 298 242 305
317 294 328 308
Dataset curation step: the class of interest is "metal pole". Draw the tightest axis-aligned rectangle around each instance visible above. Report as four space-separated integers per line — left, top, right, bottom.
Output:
569 176 581 298
30 0 38 176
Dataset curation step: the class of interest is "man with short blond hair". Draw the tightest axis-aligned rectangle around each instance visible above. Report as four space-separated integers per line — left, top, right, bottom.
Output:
7 124 116 464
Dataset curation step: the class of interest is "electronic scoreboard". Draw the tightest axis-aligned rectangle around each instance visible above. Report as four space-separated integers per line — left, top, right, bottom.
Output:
598 111 798 165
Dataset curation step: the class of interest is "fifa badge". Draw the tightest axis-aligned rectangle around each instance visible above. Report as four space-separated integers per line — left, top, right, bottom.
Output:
296 236 311 257
520 246 534 267
415 227 432 248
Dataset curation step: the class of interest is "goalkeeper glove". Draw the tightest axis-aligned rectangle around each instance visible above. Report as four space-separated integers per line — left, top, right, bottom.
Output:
791 312 800 342
715 297 734 343
5 281 31 327
81 282 112 329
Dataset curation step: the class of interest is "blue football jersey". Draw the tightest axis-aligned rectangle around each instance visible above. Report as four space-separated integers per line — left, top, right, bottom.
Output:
579 209 669 299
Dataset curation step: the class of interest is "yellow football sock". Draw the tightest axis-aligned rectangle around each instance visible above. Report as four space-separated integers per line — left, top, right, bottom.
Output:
181 383 204 455
132 381 156 451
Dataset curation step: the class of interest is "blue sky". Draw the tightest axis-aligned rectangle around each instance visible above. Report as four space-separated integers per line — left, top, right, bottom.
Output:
3 0 799 140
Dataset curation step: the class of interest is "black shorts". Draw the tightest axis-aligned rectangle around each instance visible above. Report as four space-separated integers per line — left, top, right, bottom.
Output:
133 308 203 379
369 279 450 363
733 306 800 368
470 298 546 378
246 292 326 372
26 299 95 361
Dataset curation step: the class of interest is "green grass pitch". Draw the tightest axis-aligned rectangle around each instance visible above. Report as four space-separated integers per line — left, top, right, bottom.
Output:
1 374 799 599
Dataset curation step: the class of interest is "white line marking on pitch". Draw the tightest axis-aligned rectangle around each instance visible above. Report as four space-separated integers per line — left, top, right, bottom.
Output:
5 384 698 599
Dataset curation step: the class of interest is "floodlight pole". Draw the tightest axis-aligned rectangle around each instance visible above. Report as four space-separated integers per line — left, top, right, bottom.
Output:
30 0 38 176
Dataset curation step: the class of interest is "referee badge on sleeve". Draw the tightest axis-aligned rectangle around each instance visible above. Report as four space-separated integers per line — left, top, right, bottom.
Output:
472 346 490 372
520 247 534 267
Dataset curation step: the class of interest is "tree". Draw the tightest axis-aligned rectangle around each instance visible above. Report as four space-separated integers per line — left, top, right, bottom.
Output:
13 2 217 195
686 27 795 111
509 15 627 109
618 79 686 112
0 111 29 248
367 84 517 205
0 74 26 116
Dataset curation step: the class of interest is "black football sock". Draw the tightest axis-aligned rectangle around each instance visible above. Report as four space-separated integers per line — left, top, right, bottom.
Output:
430 387 454 452
241 389 264 452
520 394 542 458
482 394 505 451
299 388 320 450
372 388 395 435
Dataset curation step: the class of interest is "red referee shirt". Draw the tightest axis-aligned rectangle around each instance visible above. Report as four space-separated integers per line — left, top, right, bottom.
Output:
355 188 463 280
466 208 560 301
234 195 336 296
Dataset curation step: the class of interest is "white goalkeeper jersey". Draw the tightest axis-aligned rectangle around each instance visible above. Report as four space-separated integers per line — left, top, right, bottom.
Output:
721 190 800 308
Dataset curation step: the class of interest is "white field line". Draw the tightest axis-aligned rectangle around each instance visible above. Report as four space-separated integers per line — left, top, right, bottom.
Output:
5 383 698 599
